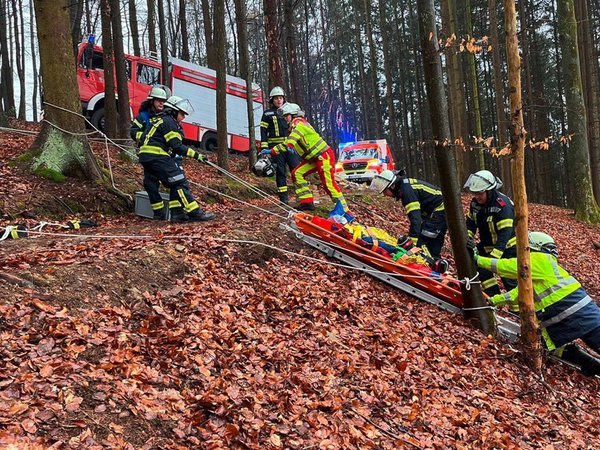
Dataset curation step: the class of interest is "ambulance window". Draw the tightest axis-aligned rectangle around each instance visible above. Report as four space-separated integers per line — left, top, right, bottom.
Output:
137 64 160 85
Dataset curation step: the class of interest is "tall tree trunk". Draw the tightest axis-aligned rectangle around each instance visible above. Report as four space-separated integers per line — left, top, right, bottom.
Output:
69 0 84 56
284 0 302 105
352 15 370 138
363 0 383 137
416 0 494 334
488 0 512 196
29 0 39 120
179 0 190 60
504 0 541 372
557 0 600 222
441 0 468 181
214 0 228 169
32 0 103 181
201 0 215 68
129 0 141 56
12 0 26 119
100 0 117 138
575 0 600 206
110 0 131 140
264 0 284 87
147 0 157 54
462 0 484 169
378 0 400 163
233 0 256 167
157 0 170 85
0 0 16 116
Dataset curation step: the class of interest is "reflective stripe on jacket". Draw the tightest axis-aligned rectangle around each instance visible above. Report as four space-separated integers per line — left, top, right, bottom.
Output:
272 118 328 160
479 252 600 349
260 107 288 149
139 113 200 160
393 178 444 241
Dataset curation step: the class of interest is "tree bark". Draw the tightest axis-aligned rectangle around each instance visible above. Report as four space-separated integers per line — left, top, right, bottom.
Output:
11 0 26 120
129 0 141 56
69 0 84 56
264 0 284 88
157 0 170 85
284 0 302 105
378 0 400 163
488 0 512 196
504 0 541 372
201 0 215 68
417 0 494 334
147 0 157 54
0 0 16 116
29 0 39 120
100 0 117 138
110 0 132 140
574 0 600 206
32 0 103 181
214 0 228 169
179 0 190 60
557 0 600 222
363 0 383 137
234 0 256 167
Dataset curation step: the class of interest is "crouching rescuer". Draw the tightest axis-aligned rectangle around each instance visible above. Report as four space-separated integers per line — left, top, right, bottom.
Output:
469 231 600 376
261 102 353 221
138 96 215 222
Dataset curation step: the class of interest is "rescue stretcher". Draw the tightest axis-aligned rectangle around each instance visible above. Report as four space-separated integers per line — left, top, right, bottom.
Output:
284 213 600 377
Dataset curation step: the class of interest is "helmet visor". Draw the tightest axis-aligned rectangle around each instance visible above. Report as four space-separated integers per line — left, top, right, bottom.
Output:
370 175 392 194
173 98 194 115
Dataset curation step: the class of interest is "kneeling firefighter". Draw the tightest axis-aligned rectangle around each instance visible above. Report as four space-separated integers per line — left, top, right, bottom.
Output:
370 170 447 259
470 231 600 376
138 96 215 222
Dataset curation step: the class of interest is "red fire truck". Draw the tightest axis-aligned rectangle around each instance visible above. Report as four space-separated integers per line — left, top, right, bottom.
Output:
76 42 263 152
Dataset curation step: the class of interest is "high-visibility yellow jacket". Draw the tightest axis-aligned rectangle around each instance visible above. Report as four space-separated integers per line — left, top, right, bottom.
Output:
478 251 600 350
272 117 328 160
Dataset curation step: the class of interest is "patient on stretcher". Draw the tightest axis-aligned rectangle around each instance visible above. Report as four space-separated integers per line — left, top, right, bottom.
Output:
328 215 449 273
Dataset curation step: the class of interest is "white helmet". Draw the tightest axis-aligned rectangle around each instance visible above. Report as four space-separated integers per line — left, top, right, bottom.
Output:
147 85 171 100
529 231 558 257
370 170 397 193
330 215 348 225
252 157 275 177
269 86 286 100
278 102 302 118
463 170 503 193
164 95 194 115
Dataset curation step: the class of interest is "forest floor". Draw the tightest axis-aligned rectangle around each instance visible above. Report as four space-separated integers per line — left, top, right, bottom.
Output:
1 120 599 449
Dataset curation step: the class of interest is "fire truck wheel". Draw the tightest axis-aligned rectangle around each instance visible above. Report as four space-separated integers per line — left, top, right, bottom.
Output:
202 132 218 152
91 107 105 132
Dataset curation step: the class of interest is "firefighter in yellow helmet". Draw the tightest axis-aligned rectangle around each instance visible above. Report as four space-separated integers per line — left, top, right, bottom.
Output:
261 102 353 221
469 231 600 376
258 87 299 204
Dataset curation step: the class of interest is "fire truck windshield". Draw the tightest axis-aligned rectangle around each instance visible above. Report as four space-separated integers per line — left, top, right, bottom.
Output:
341 147 378 160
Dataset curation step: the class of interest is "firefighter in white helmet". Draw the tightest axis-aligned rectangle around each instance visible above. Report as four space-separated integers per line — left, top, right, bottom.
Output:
370 169 447 259
263 102 353 220
258 86 299 204
464 170 517 296
469 231 600 376
139 95 215 223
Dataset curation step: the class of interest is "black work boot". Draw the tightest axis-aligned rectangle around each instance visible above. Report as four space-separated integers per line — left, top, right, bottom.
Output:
560 344 600 377
153 210 166 220
297 202 315 211
187 209 216 222
170 208 189 223
278 193 289 205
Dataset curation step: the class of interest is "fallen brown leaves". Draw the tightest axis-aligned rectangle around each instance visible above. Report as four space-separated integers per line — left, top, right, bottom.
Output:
1 124 600 448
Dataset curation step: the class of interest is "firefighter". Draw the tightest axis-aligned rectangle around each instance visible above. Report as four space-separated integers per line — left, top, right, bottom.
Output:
261 102 353 220
370 170 447 259
259 86 300 204
464 170 517 296
139 95 215 223
470 231 600 376
130 85 171 144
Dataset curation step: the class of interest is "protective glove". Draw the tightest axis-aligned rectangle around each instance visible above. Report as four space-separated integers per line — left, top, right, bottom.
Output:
397 235 414 251
194 152 209 164
466 237 479 262
488 294 505 307
259 148 272 157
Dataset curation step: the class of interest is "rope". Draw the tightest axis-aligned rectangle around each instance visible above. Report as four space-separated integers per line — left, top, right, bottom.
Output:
463 305 496 311
461 274 482 290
